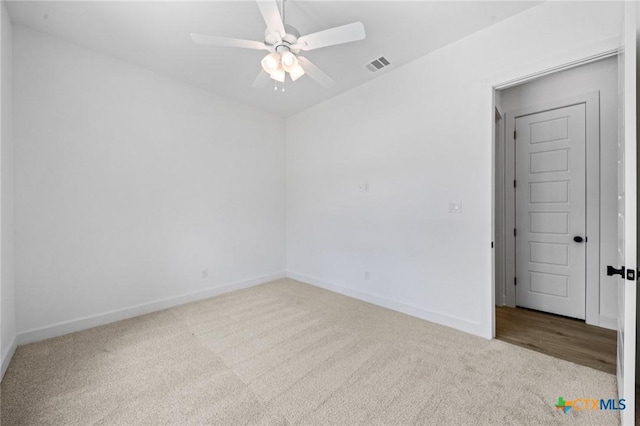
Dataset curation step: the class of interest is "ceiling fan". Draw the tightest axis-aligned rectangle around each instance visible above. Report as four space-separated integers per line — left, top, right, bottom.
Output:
190 0 366 89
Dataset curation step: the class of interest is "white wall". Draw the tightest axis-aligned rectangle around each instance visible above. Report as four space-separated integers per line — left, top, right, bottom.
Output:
1 0 16 379
285 1 623 338
498 57 618 329
13 26 286 342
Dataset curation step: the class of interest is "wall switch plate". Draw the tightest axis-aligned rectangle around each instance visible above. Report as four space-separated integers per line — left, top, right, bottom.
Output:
448 201 462 213
364 271 370 280
358 183 369 192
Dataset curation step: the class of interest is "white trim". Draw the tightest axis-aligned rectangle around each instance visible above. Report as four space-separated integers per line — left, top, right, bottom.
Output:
584 93 602 327
494 49 619 90
286 271 483 337
503 111 515 308
17 271 286 345
494 106 505 308
1 334 16 381
598 315 617 331
618 5 637 423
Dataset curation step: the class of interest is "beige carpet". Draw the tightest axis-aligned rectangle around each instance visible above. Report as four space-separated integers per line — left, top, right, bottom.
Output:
1 278 619 425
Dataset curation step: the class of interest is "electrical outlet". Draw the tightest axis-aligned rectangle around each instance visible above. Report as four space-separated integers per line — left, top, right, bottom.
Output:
358 183 369 192
202 269 208 279
364 271 370 280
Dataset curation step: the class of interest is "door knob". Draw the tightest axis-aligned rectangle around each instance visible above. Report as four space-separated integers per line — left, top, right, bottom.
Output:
573 236 584 243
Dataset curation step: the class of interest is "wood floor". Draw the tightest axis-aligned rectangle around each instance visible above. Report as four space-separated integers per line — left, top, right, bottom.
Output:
495 306 617 375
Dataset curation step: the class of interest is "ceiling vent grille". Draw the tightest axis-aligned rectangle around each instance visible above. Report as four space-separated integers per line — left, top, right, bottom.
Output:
365 56 391 72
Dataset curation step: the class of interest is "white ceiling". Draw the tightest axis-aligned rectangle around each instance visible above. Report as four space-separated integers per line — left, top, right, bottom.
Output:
6 1 541 117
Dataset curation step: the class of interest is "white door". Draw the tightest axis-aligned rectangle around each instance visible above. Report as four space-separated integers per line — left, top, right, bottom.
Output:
515 104 586 319
615 3 636 425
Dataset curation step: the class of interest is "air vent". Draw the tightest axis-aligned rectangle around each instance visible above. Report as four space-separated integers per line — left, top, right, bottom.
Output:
365 56 391 72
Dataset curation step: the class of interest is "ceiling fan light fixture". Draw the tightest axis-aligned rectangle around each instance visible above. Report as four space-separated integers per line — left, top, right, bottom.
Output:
288 63 305 81
270 65 286 83
280 51 297 70
261 52 281 74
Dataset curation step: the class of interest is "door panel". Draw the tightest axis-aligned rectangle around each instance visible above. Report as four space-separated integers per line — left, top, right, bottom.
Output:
616 3 636 424
530 180 569 203
515 103 586 319
529 149 569 173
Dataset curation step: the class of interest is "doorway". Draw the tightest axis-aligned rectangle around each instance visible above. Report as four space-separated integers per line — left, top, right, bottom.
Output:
494 56 618 370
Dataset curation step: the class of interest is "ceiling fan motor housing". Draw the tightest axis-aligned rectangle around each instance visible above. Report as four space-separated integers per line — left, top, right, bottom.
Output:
265 25 300 53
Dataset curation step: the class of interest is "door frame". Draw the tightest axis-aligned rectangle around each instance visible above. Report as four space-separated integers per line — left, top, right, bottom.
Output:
500 92 601 325
489 47 619 340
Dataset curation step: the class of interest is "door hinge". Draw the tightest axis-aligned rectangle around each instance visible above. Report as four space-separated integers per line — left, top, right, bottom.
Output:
514 277 517 286
513 130 516 140
513 179 516 188
514 228 517 237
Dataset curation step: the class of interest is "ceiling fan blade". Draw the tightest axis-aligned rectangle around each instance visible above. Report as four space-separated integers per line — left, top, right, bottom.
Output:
296 22 366 51
256 0 286 38
297 56 335 88
190 33 268 50
252 70 272 88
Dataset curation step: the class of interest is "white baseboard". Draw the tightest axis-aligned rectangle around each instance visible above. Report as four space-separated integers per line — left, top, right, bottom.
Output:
1 334 17 381
17 271 286 345
598 315 617 331
286 271 483 337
